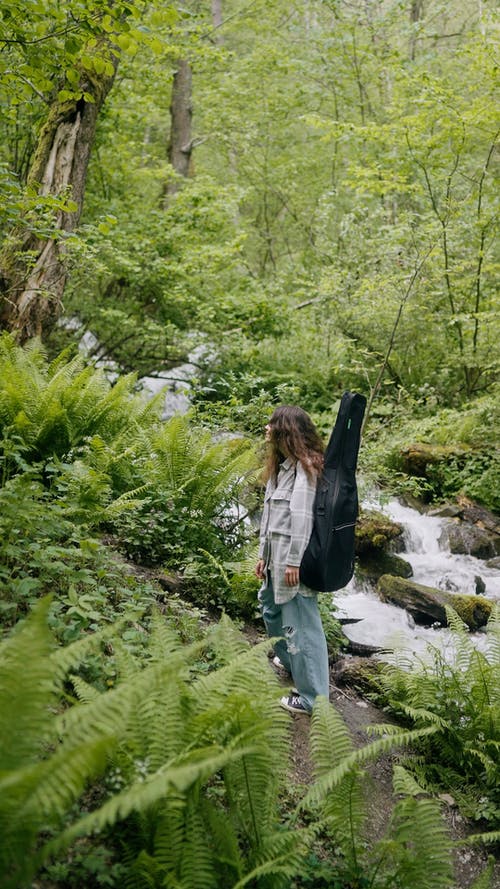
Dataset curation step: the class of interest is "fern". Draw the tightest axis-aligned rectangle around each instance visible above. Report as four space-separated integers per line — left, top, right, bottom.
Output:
375 605 500 822
308 696 366 861
468 856 497 889
1 595 312 888
386 793 454 888
303 701 456 889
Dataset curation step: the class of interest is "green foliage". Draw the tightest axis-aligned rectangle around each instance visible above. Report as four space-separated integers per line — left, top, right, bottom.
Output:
0 333 159 476
361 385 500 510
303 697 455 889
104 415 257 567
0 339 258 626
374 607 500 827
1 601 312 889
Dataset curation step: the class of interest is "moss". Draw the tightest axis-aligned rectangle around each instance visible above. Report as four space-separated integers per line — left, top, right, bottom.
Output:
357 552 413 583
450 594 492 631
399 442 470 477
377 574 492 631
356 510 404 554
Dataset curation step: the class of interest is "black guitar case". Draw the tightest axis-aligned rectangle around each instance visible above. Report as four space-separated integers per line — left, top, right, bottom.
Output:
299 391 366 592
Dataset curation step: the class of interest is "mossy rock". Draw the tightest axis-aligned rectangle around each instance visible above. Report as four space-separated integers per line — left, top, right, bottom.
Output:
399 442 469 477
356 510 404 555
377 574 492 630
357 551 413 584
333 656 385 694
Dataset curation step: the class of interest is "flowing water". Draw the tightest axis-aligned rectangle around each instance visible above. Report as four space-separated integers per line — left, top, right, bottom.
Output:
335 498 499 662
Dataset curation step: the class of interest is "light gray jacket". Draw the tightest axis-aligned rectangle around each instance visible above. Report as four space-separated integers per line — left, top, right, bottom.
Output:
258 457 317 604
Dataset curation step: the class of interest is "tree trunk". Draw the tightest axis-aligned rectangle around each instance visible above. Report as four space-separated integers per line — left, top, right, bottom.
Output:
410 0 424 60
164 59 193 199
0 64 117 342
211 0 223 33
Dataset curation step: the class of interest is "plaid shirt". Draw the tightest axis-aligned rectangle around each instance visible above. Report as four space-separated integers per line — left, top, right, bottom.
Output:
258 458 317 603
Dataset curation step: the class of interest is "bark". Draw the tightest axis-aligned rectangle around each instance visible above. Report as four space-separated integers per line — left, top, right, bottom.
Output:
211 0 223 33
164 59 193 199
0 62 117 342
410 0 424 60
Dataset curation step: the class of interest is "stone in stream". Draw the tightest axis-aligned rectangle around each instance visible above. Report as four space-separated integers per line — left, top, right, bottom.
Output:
357 551 413 584
439 522 500 560
377 574 492 631
355 510 405 555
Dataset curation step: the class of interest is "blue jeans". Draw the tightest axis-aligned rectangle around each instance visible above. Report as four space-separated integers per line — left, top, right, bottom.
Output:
258 575 330 712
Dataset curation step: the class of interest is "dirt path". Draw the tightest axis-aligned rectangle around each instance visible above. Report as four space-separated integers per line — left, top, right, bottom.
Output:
268 652 499 889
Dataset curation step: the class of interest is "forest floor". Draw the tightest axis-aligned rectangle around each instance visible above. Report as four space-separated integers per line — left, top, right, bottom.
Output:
244 626 500 889
123 556 499 888
292 683 499 889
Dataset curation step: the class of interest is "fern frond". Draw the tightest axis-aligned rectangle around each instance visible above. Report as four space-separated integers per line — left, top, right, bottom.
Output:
51 617 127 674
300 725 438 811
388 794 454 889
310 695 354 775
309 698 366 851
232 825 315 889
0 736 111 889
0 597 56 771
393 704 451 729
468 856 497 889
177 793 218 889
485 605 500 665
464 829 500 846
392 764 427 797
70 674 102 704
44 743 257 857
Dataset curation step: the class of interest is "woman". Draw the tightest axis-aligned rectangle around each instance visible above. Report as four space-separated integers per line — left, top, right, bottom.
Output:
255 405 329 714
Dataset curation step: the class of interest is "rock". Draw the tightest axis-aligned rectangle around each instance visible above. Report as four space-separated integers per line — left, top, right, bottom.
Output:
357 551 413 584
440 522 500 560
356 510 404 555
474 575 486 595
343 636 387 657
456 495 500 535
438 793 457 808
428 503 463 518
485 557 500 569
333 656 385 692
399 443 468 477
377 574 492 630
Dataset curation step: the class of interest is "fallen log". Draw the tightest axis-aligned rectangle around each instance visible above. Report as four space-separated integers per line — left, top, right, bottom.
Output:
377 574 492 631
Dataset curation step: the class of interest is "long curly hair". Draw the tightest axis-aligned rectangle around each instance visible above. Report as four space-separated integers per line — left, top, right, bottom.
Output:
265 405 324 483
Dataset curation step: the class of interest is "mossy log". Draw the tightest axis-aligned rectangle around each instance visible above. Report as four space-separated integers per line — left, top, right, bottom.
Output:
377 574 492 630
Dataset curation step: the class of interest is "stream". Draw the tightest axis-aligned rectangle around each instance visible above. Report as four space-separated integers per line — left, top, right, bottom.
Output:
337 498 500 663
74 324 499 663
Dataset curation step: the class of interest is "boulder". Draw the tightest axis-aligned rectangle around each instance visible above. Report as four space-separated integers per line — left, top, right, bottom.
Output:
357 551 413 584
456 495 500 536
377 574 492 630
356 510 404 555
399 443 468 477
428 503 463 519
485 557 500 570
440 522 500 560
333 656 385 692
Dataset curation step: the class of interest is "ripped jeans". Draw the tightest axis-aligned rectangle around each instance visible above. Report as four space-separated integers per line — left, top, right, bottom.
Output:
258 574 329 712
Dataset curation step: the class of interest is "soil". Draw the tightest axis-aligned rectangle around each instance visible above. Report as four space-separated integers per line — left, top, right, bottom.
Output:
250 629 500 889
